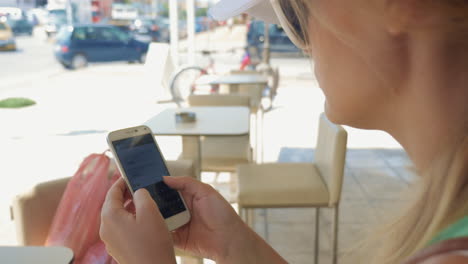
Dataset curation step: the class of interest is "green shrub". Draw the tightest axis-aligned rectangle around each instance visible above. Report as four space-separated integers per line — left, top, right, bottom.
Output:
0 98 36 108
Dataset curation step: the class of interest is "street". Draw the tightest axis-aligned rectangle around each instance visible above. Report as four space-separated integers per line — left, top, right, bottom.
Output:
1 33 63 92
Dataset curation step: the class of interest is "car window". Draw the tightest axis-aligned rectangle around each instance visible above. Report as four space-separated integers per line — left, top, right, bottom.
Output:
142 19 153 26
110 27 130 42
99 27 119 41
72 27 87 40
79 27 104 41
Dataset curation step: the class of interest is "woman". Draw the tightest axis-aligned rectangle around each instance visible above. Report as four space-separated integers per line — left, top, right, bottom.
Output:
99 0 468 263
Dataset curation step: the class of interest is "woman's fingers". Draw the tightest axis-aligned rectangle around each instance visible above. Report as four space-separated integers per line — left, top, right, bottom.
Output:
171 228 184 246
103 178 128 211
163 176 212 197
133 188 163 224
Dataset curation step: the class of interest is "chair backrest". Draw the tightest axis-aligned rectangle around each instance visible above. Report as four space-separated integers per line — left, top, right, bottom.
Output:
314 113 348 206
11 160 196 246
188 94 251 107
228 71 264 112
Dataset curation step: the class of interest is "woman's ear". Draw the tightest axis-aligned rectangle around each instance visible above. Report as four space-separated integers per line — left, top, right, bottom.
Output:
385 0 419 35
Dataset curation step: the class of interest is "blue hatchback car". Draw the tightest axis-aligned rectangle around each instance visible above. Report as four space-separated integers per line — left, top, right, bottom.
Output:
247 20 300 60
54 24 149 69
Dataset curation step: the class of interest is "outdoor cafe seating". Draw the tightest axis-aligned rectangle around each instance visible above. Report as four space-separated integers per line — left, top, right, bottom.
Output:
187 94 254 172
10 160 201 263
236 113 348 264
7 39 350 264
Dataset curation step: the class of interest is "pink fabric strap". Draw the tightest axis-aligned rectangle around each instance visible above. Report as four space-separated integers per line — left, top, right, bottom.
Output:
402 237 468 264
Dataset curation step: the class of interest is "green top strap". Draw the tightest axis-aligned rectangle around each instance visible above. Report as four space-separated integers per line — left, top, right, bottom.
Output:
429 216 468 246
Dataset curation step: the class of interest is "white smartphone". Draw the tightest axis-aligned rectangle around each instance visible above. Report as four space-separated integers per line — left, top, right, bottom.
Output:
107 125 190 231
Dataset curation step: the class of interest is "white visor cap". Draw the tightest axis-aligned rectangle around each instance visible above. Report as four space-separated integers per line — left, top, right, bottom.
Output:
209 0 279 24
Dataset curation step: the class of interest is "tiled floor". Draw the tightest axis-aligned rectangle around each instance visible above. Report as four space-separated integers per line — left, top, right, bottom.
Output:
208 148 416 264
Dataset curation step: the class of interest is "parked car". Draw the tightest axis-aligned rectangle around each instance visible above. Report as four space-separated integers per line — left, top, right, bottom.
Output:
8 18 33 35
0 21 16 51
131 17 160 42
45 9 67 38
247 20 300 60
131 17 171 43
54 24 149 69
154 17 170 42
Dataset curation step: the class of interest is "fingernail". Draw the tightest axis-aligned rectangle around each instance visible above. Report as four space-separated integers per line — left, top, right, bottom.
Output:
135 188 149 196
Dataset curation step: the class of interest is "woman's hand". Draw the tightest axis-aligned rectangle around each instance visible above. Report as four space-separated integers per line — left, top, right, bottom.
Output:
100 178 176 264
163 176 247 261
100 176 287 264
164 176 287 264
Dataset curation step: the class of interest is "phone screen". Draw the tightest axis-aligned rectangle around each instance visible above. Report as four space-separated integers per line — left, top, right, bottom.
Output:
112 133 186 219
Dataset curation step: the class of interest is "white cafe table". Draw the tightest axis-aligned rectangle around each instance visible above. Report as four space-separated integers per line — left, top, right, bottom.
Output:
195 74 267 154
196 74 268 93
196 74 267 162
144 106 250 178
0 246 74 264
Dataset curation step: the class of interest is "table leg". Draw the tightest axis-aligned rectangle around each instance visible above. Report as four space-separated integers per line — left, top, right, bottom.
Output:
228 84 240 94
197 136 202 180
181 136 202 180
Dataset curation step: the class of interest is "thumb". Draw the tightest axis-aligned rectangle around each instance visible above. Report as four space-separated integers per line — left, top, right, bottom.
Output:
133 188 161 223
163 176 210 197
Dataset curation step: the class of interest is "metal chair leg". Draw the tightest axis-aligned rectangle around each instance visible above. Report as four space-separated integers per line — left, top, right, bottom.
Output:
258 108 264 163
252 112 258 163
263 208 269 242
238 205 245 220
332 206 339 264
315 208 320 264
246 208 254 227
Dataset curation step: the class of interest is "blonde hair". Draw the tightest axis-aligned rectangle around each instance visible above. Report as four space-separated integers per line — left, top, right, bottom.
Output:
372 136 468 263
279 0 468 262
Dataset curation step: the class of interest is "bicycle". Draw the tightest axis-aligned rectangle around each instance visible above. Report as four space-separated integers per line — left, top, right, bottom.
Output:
169 48 280 111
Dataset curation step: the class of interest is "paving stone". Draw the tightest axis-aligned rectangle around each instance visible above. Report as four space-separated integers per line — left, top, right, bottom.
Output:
346 149 388 168
351 167 408 200
374 149 413 168
393 166 419 184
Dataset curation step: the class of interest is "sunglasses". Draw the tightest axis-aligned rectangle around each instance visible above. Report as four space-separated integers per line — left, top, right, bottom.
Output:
270 0 308 49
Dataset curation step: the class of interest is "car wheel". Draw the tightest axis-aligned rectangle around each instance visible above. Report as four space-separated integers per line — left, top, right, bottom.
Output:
71 54 88 69
138 53 147 64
